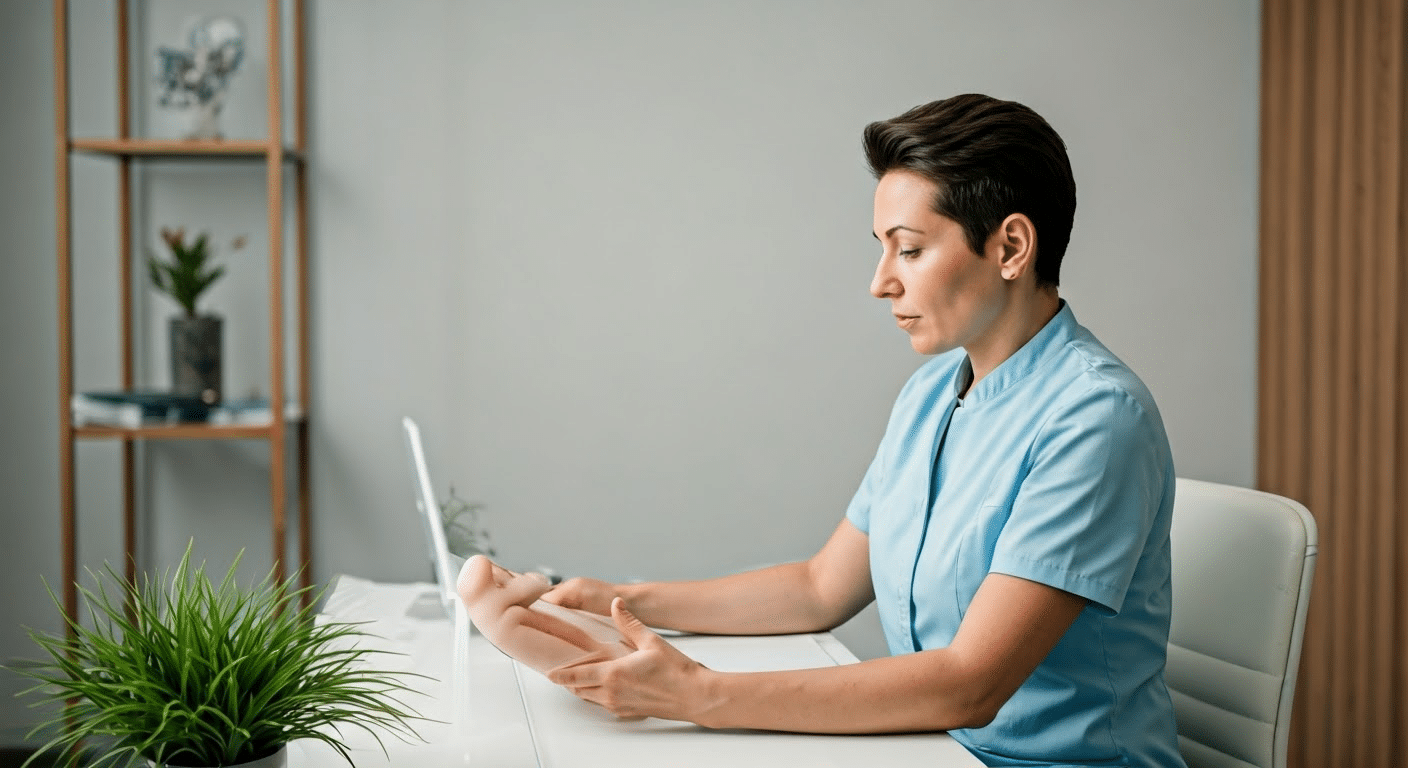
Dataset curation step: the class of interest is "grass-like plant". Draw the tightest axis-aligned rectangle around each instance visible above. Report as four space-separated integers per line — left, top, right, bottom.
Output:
12 544 424 768
148 227 244 317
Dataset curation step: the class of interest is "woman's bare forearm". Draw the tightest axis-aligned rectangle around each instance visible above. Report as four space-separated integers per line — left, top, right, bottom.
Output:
547 520 874 636
694 650 990 733
550 573 1088 734
619 560 843 635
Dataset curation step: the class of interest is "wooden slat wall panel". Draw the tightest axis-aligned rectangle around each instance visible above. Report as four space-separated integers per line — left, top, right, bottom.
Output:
1258 1 1407 767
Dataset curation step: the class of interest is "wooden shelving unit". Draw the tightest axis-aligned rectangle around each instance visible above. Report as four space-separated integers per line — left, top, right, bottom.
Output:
74 423 283 440
71 137 305 160
52 0 311 620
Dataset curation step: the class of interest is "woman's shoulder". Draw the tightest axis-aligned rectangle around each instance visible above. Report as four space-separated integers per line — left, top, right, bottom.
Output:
1051 325 1166 430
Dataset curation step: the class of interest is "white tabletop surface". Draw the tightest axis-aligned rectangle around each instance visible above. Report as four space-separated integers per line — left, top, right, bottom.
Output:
292 576 982 768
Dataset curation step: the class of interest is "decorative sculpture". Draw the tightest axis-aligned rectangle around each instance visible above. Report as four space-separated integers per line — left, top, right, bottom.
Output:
457 555 634 675
154 16 246 140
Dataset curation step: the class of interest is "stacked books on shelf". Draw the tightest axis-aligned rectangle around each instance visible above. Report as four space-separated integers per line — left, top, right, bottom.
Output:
207 396 304 426
72 392 303 428
71 391 210 428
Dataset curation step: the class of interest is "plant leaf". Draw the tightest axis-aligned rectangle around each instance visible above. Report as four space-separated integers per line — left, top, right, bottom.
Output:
4 540 427 766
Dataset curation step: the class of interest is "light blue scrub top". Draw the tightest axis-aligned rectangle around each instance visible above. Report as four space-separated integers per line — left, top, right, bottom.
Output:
847 303 1186 768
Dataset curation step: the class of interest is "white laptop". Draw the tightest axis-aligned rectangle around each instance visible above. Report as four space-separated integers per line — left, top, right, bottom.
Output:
401 416 464 616
401 416 476 739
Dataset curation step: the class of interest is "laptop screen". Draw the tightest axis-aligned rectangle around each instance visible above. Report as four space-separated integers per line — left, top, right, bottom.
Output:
401 416 461 614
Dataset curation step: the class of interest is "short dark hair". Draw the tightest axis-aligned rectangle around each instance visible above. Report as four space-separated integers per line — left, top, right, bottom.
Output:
863 94 1076 287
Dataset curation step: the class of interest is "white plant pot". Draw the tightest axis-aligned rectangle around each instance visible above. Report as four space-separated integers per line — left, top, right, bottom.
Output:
146 745 287 768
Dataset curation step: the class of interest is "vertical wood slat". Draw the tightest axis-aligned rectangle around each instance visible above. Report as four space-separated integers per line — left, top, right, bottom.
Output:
52 0 77 632
293 0 313 596
1308 2 1346 759
1271 1 1323 763
1259 1 1407 766
1388 2 1408 756
116 0 137 590
1346 3 1379 765
265 0 288 586
1256 0 1284 501
1330 6 1367 764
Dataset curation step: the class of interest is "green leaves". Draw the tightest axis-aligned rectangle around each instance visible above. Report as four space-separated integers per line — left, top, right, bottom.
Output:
148 228 241 317
10 543 425 768
440 486 494 559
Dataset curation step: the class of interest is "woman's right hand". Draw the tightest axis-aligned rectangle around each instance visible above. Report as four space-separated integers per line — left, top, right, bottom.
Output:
541 576 621 616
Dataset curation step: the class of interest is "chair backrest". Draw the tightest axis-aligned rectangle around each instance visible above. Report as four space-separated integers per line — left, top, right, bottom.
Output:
1166 478 1317 768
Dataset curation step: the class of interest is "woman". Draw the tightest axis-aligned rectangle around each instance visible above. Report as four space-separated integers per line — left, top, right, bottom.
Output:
544 94 1186 768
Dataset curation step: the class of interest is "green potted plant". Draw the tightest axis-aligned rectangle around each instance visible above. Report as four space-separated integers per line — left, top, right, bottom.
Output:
148 227 244 405
11 544 423 768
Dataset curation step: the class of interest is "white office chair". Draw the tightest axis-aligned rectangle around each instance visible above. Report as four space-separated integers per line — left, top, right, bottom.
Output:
1166 478 1318 768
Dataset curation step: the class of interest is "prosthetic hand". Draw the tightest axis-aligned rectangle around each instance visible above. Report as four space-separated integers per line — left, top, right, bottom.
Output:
456 554 635 675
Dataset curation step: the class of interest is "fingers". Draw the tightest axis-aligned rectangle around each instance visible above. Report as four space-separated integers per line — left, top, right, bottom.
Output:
548 661 646 720
548 657 604 688
540 576 613 614
542 601 657 689
610 597 658 647
497 570 554 607
539 585 573 607
561 683 644 720
540 577 587 608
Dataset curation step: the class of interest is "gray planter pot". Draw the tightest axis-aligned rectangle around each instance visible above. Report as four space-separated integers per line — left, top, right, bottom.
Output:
170 314 222 404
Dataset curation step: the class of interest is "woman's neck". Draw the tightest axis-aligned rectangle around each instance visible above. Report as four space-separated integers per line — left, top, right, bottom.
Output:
961 288 1062 397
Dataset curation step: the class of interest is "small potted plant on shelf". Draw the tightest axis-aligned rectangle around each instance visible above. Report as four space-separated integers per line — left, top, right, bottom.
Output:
10 544 423 768
148 227 244 405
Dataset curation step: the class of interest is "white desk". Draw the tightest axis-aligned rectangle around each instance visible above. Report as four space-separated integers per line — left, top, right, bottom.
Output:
293 577 982 768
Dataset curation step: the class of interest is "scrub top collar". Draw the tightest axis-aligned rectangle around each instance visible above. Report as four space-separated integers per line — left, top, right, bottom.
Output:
955 299 1076 407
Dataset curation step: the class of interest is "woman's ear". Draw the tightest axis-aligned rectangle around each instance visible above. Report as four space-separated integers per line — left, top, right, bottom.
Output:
992 213 1037 281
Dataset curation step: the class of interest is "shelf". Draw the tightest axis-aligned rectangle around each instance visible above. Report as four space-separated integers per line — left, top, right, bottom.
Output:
74 421 302 440
70 138 304 163
54 0 313 615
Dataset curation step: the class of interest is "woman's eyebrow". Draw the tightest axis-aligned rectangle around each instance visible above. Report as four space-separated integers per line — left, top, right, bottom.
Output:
874 225 926 239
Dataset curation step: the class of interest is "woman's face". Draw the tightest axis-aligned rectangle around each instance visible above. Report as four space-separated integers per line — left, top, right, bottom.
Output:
870 170 1007 356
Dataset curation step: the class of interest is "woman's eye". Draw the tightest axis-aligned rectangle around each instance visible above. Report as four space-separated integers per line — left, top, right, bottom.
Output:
899 248 921 259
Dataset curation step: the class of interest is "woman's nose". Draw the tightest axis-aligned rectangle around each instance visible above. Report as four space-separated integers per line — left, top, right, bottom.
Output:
870 255 900 299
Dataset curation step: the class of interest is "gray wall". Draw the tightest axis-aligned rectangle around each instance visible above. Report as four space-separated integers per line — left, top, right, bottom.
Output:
1 0 1259 740
1 0 63 745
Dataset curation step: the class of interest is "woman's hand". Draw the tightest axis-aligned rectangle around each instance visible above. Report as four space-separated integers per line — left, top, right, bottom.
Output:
547 598 720 724
541 576 620 616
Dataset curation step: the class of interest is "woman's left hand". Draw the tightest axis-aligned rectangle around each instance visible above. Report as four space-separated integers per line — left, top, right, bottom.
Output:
547 597 720 724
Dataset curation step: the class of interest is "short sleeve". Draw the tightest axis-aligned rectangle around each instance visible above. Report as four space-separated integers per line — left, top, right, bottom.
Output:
845 449 885 534
989 385 1167 615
